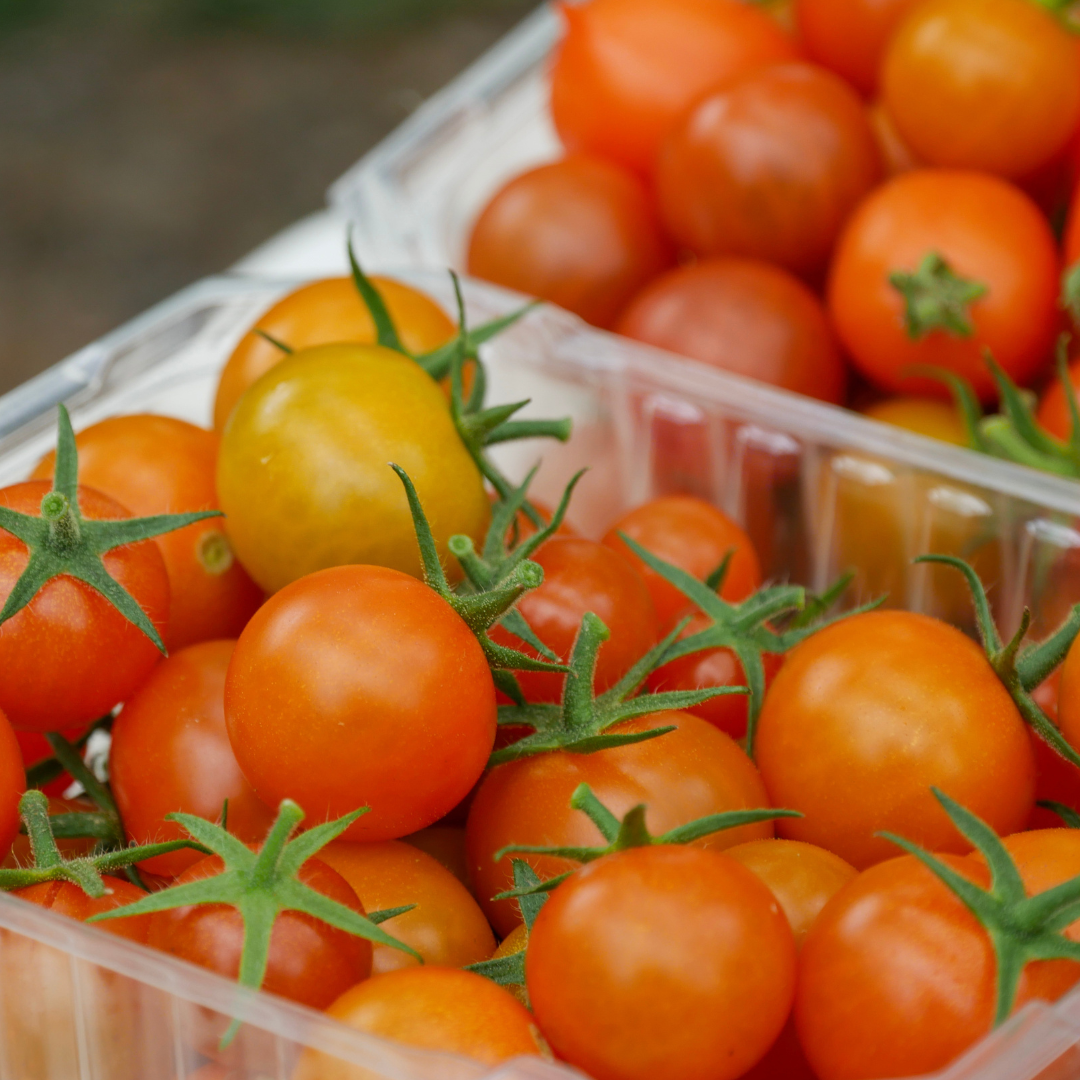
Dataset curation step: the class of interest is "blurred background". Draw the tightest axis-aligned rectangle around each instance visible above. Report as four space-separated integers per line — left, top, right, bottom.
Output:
0 0 536 393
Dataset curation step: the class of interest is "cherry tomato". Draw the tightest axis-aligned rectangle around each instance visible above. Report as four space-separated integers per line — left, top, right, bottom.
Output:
795 0 917 95
316 839 496 974
14 877 152 943
402 825 469 885
602 495 761 630
828 170 1061 402
724 838 857 948
756 610 1035 868
0 482 169 732
31 415 262 650
656 63 881 279
225 565 496 842
147 853 370 1009
550 0 800 175
0 709 23 857
467 155 673 329
466 709 774 937
16 727 87 797
882 0 1080 180
488 536 657 704
527 845 796 1080
861 396 969 445
110 640 275 878
1027 672 1080 829
1036 335 1080 441
616 258 847 404
217 344 489 594
213 276 455 432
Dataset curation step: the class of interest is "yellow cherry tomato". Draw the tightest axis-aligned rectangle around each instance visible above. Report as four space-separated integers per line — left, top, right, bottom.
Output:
861 396 969 446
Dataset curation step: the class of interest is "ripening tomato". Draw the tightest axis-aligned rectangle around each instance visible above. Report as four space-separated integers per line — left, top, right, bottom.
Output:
756 610 1035 868
213 276 455 432
616 258 847 404
795 0 916 95
656 63 881 278
861 396 968 445
488 536 657 703
293 968 544 1078
828 170 1061 402
316 840 496 974
216 344 489 594
550 0 800 175
466 710 774 936
148 853 371 1009
467 155 673 329
31 415 262 651
225 565 496 842
110 640 275 878
527 845 796 1080
0 482 169 732
0 710 23 856
602 495 761 629
882 0 1080 180
14 877 152 943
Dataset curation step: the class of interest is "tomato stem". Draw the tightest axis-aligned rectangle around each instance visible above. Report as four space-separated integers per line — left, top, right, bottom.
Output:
1037 800 1080 828
889 252 987 340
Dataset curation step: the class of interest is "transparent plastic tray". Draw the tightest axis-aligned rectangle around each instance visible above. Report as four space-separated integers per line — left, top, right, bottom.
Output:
4 268 1080 1080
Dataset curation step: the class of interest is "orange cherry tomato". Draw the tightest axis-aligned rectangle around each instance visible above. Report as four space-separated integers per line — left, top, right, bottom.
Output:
756 610 1035 869
213 276 455 432
1036 358 1080 442
656 63 881 279
109 640 275 878
527 845 796 1080
550 0 800 176
14 876 153 942
316 839 496 974
828 169 1061 402
466 710 774 937
724 838 857 948
861 395 969 445
467 155 673 329
602 495 761 630
293 968 545 1077
616 258 847 404
31 415 263 650
882 0 1080 180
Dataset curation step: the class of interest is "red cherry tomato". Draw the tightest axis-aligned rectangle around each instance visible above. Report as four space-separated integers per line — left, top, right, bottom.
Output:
656 63 881 279
488 537 658 704
31 416 262 651
147 854 371 1009
0 710 23 857
14 877 152 943
602 495 761 630
110 640 275 878
0 482 169 732
550 0 800 175
527 845 797 1080
225 565 496 841
828 169 1061 402
616 258 847 404
467 155 673 329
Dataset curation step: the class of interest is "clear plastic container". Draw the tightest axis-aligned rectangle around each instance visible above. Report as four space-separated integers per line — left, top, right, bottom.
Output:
3 267 1080 1079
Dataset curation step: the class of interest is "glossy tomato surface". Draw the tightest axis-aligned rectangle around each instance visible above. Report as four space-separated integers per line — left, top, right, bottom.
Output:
616 258 846 404
15 877 152 943
0 482 169 731
225 565 496 842
467 155 672 329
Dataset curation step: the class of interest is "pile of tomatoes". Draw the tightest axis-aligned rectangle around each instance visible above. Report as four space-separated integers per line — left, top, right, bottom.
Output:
5 265 1080 1080
467 0 1080 461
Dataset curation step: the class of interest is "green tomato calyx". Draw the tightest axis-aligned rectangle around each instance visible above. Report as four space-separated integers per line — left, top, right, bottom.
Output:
890 251 987 340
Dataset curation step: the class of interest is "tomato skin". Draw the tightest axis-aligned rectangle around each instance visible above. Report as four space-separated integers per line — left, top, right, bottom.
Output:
148 853 371 1009
0 710 23 857
527 845 797 1080
828 170 1061 402
466 710 774 937
882 0 1080 180
225 565 496 843
467 155 673 329
294 968 543 1077
110 640 275 878
31 415 262 651
213 276 455 432
602 495 761 630
550 0 800 176
316 839 496 974
615 258 847 404
755 610 1035 869
402 825 469 886
0 482 170 732
656 63 881 279
14 877 152 943
1036 362 1080 443
794 0 917 96
1056 635 1080 757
